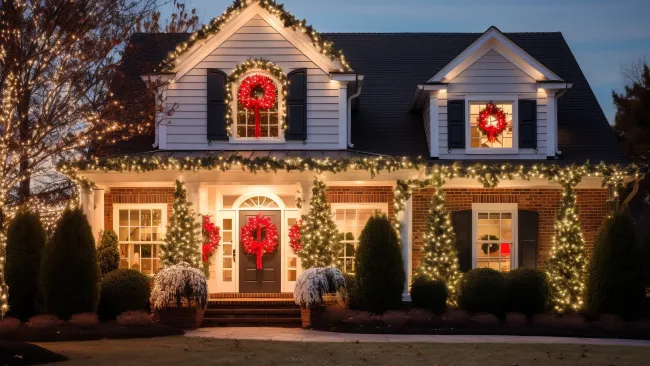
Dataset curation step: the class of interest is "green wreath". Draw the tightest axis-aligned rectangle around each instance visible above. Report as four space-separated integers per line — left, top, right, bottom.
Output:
480 235 500 254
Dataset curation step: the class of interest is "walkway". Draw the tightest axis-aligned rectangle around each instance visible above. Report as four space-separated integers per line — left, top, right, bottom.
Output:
186 327 650 347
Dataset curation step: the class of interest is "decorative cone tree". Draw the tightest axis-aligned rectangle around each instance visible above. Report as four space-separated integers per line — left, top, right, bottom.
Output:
416 188 462 305
297 178 343 269
160 180 201 270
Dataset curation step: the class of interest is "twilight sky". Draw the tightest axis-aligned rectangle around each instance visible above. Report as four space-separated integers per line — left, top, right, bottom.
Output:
161 0 650 124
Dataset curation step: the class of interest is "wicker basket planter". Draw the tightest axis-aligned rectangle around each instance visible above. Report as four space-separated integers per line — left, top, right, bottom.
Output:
154 305 206 330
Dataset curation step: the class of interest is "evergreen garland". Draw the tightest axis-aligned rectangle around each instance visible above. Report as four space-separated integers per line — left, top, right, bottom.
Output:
297 178 343 269
161 180 202 270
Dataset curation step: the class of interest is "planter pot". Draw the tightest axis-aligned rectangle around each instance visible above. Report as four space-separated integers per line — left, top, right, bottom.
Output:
155 306 205 330
322 294 339 306
300 306 324 328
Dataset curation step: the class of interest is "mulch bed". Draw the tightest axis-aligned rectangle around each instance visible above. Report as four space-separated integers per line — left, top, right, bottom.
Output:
0 322 184 343
0 341 67 365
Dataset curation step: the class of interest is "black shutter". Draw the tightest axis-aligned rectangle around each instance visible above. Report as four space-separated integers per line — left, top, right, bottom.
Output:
518 210 539 268
447 100 465 149
286 69 307 141
207 69 228 141
518 100 537 149
452 210 472 272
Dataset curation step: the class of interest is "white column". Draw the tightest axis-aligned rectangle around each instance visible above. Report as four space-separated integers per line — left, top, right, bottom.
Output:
299 180 314 216
429 93 440 159
93 188 105 242
399 196 413 301
546 92 557 158
80 187 95 240
337 82 349 149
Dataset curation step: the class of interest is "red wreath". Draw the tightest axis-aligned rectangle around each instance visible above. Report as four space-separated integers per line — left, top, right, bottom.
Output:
238 75 277 138
476 102 508 143
240 214 278 269
202 215 221 263
289 220 302 253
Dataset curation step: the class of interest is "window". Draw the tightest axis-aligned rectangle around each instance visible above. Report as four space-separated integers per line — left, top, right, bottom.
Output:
473 204 517 272
235 72 281 139
469 100 514 150
115 205 166 275
221 218 234 282
333 205 388 274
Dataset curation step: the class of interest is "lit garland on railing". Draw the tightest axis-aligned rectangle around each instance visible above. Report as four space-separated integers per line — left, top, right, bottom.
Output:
157 0 351 72
226 58 288 136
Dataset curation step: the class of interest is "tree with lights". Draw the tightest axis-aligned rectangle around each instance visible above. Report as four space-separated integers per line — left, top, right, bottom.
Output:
297 178 343 269
416 188 462 305
161 180 201 269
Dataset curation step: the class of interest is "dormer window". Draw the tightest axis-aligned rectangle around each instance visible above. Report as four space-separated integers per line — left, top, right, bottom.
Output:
469 100 514 150
234 72 283 140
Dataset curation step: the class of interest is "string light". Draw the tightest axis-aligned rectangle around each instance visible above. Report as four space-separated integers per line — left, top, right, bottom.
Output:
160 180 202 270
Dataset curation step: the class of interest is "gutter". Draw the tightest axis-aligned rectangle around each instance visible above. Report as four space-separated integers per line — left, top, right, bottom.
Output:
347 75 364 148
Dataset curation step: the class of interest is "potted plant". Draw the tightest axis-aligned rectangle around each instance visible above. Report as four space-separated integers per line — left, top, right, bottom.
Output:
150 262 208 330
294 267 347 328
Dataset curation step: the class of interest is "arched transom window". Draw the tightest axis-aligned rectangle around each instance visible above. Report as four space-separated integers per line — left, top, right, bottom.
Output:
235 72 281 139
240 195 280 209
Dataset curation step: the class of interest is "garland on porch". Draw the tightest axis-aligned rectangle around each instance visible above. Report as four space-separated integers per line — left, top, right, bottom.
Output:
160 180 202 270
157 0 351 72
240 214 278 269
201 215 221 278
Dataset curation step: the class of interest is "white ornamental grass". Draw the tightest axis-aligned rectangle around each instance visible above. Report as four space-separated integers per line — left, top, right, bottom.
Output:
150 262 207 310
294 267 347 308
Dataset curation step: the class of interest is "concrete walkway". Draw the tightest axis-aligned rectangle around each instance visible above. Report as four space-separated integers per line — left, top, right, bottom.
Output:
186 327 650 347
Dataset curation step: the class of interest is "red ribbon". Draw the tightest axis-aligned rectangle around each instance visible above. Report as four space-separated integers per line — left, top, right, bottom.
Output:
255 227 263 270
254 104 261 139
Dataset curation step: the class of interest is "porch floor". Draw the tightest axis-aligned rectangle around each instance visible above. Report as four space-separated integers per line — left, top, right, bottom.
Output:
204 293 300 327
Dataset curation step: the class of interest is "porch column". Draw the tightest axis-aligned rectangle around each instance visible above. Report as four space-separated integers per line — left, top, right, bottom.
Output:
299 180 314 216
399 196 413 301
79 186 95 240
93 188 105 242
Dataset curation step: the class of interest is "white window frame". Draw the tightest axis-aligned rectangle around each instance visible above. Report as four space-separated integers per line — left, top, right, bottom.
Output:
113 203 168 276
471 203 518 271
229 70 285 144
331 203 389 274
465 94 519 155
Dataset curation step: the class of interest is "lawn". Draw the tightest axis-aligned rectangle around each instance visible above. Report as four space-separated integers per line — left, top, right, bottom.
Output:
38 336 650 365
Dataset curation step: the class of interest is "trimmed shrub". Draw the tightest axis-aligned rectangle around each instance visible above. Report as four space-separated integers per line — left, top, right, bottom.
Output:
5 209 46 321
343 273 360 310
40 208 100 319
97 230 120 277
117 310 153 326
354 214 405 314
505 268 550 317
99 269 151 319
410 277 448 315
27 315 65 329
69 313 99 327
459 268 507 314
586 213 646 320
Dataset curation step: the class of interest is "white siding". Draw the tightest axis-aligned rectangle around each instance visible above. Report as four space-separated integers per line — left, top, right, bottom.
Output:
436 49 547 160
422 97 431 153
164 15 340 150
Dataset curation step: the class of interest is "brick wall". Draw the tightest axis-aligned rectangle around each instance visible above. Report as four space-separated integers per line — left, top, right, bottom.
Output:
326 186 395 220
412 188 609 271
104 188 174 231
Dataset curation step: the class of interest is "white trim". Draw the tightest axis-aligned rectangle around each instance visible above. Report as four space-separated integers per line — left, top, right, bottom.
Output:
546 91 557 158
399 197 413 301
429 27 563 83
429 93 440 158
338 81 349 149
471 203 518 272
465 95 519 155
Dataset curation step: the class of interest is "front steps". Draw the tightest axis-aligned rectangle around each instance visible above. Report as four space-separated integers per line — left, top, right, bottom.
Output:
203 293 301 327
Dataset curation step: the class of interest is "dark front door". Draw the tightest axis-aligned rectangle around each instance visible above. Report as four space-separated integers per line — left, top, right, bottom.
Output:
239 211 282 293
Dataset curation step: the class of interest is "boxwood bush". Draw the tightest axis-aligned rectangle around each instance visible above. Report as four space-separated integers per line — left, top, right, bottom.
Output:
343 273 361 310
459 268 507 314
97 230 120 277
5 209 46 321
354 213 404 314
40 208 100 319
410 276 448 315
505 268 549 317
586 213 646 320
99 269 151 319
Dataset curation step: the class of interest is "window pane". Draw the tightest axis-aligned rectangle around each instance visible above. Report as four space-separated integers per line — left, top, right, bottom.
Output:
130 227 140 241
141 210 151 226
119 210 129 226
289 257 297 268
141 245 152 258
288 270 297 282
223 231 232 243
223 270 232 282
129 210 139 226
223 219 232 231
223 257 232 269
141 227 151 242
119 227 129 242
152 210 162 226
223 244 232 255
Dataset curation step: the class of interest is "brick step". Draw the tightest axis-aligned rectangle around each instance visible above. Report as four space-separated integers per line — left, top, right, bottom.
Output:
210 293 294 299
206 308 300 316
207 298 297 309
202 317 301 327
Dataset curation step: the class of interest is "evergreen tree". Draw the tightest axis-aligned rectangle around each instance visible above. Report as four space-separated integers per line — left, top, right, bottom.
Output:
298 178 343 269
160 180 201 269
416 189 461 305
613 62 650 163
97 230 121 277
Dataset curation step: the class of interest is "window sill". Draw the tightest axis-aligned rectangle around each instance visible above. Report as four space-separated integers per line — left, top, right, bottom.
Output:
229 138 286 144
464 148 519 155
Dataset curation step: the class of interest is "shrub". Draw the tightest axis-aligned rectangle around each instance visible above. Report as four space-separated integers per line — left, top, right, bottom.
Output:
410 277 448 315
99 269 151 319
40 208 100 319
343 273 360 310
5 209 46 321
150 262 207 310
27 315 64 329
117 310 153 326
505 268 550 317
69 313 99 327
97 230 120 277
354 214 404 314
293 267 346 308
381 311 409 327
586 213 646 320
459 268 507 314
0 318 20 335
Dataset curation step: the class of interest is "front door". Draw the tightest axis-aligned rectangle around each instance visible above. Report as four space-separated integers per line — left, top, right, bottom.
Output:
239 211 282 293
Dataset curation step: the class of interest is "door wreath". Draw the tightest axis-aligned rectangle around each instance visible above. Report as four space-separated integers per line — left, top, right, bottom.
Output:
240 214 279 269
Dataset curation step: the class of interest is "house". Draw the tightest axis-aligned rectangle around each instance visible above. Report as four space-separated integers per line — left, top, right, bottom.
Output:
62 0 629 300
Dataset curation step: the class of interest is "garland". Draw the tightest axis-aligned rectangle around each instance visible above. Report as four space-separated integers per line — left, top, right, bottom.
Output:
226 58 288 136
202 215 221 263
289 220 302 252
240 214 278 269
158 0 351 72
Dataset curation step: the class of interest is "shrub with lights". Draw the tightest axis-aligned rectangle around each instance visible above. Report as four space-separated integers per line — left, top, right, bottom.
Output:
161 180 202 270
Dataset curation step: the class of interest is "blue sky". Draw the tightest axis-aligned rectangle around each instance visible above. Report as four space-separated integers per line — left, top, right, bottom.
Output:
161 0 650 124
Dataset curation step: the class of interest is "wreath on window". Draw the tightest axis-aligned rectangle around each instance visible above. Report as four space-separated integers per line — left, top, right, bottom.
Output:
480 234 500 254
476 102 508 142
238 75 277 138
240 214 279 269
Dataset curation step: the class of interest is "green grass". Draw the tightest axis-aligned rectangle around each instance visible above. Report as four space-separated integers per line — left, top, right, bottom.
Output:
38 336 650 365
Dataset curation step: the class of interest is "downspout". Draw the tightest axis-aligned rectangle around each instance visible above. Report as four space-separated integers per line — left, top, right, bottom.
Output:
554 86 571 156
347 75 363 148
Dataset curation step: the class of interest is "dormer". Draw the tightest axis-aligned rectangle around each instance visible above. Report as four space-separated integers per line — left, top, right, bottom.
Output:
411 27 572 160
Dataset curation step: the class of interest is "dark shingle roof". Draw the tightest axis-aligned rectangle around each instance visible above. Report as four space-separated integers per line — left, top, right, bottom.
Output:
112 32 626 164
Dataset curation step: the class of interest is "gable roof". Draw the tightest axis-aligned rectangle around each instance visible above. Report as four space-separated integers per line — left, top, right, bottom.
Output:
111 31 626 164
